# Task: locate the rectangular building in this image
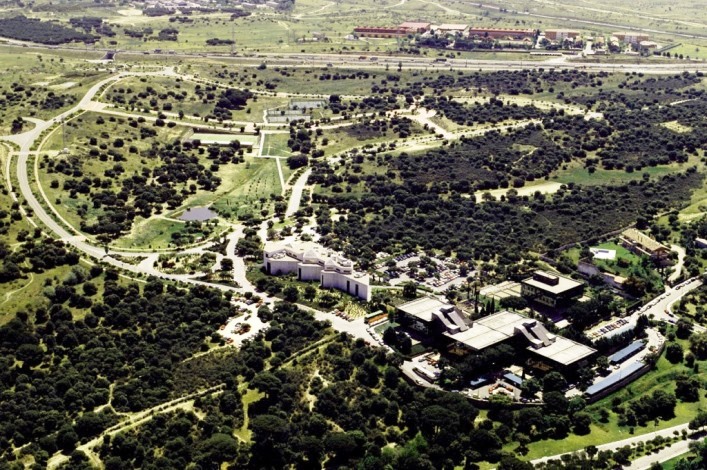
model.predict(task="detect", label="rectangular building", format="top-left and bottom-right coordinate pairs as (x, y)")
top-left (435, 23), bottom-right (469, 36)
top-left (619, 228), bottom-right (670, 261)
top-left (612, 31), bottom-right (650, 44)
top-left (354, 26), bottom-right (407, 38)
top-left (521, 270), bottom-right (584, 308)
top-left (468, 27), bottom-right (535, 40)
top-left (399, 21), bottom-right (431, 33)
top-left (545, 29), bottom-right (581, 41)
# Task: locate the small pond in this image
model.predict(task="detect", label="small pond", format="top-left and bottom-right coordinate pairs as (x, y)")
top-left (180, 207), bottom-right (217, 221)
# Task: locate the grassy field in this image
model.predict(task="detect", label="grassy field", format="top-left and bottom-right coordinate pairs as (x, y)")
top-left (511, 328), bottom-right (707, 462)
top-left (208, 157), bottom-right (283, 218)
top-left (261, 133), bottom-right (292, 157)
top-left (552, 158), bottom-right (698, 187)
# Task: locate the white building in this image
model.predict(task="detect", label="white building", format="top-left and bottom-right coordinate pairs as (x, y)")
top-left (263, 241), bottom-right (371, 301)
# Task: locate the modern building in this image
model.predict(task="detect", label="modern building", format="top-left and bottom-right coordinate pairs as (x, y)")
top-left (612, 32), bottom-right (650, 44)
top-left (435, 23), bottom-right (469, 36)
top-left (396, 297), bottom-right (595, 368)
top-left (445, 310), bottom-right (595, 368)
top-left (619, 228), bottom-right (670, 261)
top-left (520, 270), bottom-right (585, 308)
top-left (399, 21), bottom-right (432, 33)
top-left (353, 26), bottom-right (407, 38)
top-left (468, 27), bottom-right (535, 40)
top-left (396, 296), bottom-right (470, 335)
top-left (263, 241), bottom-right (371, 301)
top-left (544, 29), bottom-right (581, 41)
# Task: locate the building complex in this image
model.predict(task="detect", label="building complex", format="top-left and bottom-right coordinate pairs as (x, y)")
top-left (619, 228), bottom-right (670, 261)
top-left (263, 241), bottom-right (371, 301)
top-left (397, 296), bottom-right (596, 369)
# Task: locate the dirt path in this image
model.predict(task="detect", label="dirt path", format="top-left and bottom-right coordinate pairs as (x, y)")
top-left (473, 181), bottom-right (564, 203)
top-left (1, 272), bottom-right (34, 305)
top-left (47, 385), bottom-right (225, 469)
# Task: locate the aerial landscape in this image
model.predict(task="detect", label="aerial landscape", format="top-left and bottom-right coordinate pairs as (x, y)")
top-left (1, 0), bottom-right (707, 469)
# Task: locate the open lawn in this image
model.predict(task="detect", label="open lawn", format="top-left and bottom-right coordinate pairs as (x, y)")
top-left (233, 388), bottom-right (264, 443)
top-left (208, 157), bottom-right (283, 219)
top-left (261, 133), bottom-right (292, 157)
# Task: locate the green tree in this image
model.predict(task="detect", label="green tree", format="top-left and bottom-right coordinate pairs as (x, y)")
top-left (283, 286), bottom-right (299, 302)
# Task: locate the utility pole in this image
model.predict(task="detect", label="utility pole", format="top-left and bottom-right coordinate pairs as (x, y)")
top-left (61, 117), bottom-right (67, 153)
top-left (231, 24), bottom-right (236, 55)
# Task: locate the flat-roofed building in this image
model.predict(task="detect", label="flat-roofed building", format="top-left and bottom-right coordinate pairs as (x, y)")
top-left (545, 29), bottom-right (580, 41)
top-left (398, 297), bottom-right (595, 367)
top-left (397, 296), bottom-right (470, 334)
top-left (469, 27), bottom-right (535, 40)
top-left (620, 228), bottom-right (670, 261)
top-left (399, 21), bottom-right (431, 33)
top-left (612, 31), bottom-right (649, 44)
top-left (446, 310), bottom-right (595, 367)
top-left (520, 270), bottom-right (584, 308)
top-left (263, 241), bottom-right (370, 301)
top-left (354, 26), bottom-right (407, 38)
top-left (435, 23), bottom-right (469, 36)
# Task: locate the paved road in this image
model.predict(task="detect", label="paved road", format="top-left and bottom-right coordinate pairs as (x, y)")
top-left (669, 244), bottom-right (686, 283)
top-left (628, 433), bottom-right (704, 469)
top-left (2, 38), bottom-right (707, 75)
top-left (285, 168), bottom-right (312, 217)
top-left (531, 423), bottom-right (692, 466)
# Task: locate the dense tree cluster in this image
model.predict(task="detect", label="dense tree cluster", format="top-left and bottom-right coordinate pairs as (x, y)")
top-left (0, 272), bottom-right (236, 464)
top-left (423, 96), bottom-right (548, 125)
top-left (0, 16), bottom-right (97, 44)
top-left (312, 162), bottom-right (701, 268)
top-left (392, 125), bottom-right (568, 189)
top-left (0, 236), bottom-right (79, 283)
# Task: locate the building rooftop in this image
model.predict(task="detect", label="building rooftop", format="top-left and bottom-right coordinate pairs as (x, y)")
top-left (446, 310), bottom-right (596, 365)
top-left (398, 296), bottom-right (450, 323)
top-left (445, 310), bottom-right (530, 350)
top-left (528, 336), bottom-right (596, 366)
top-left (400, 21), bottom-right (431, 29)
top-left (609, 340), bottom-right (645, 364)
top-left (469, 27), bottom-right (534, 33)
top-left (586, 361), bottom-right (644, 396)
top-left (621, 228), bottom-right (668, 252)
top-left (522, 270), bottom-right (583, 295)
top-left (437, 23), bottom-right (468, 30)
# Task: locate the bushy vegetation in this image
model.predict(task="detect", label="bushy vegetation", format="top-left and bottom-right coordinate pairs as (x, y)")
top-left (0, 16), bottom-right (97, 45)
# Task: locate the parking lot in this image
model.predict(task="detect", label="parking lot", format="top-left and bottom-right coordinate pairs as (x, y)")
top-left (380, 252), bottom-right (466, 292)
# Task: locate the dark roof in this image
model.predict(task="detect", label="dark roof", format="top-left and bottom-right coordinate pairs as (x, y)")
top-left (503, 372), bottom-right (523, 387)
top-left (609, 341), bottom-right (645, 364)
top-left (585, 362), bottom-right (644, 396)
